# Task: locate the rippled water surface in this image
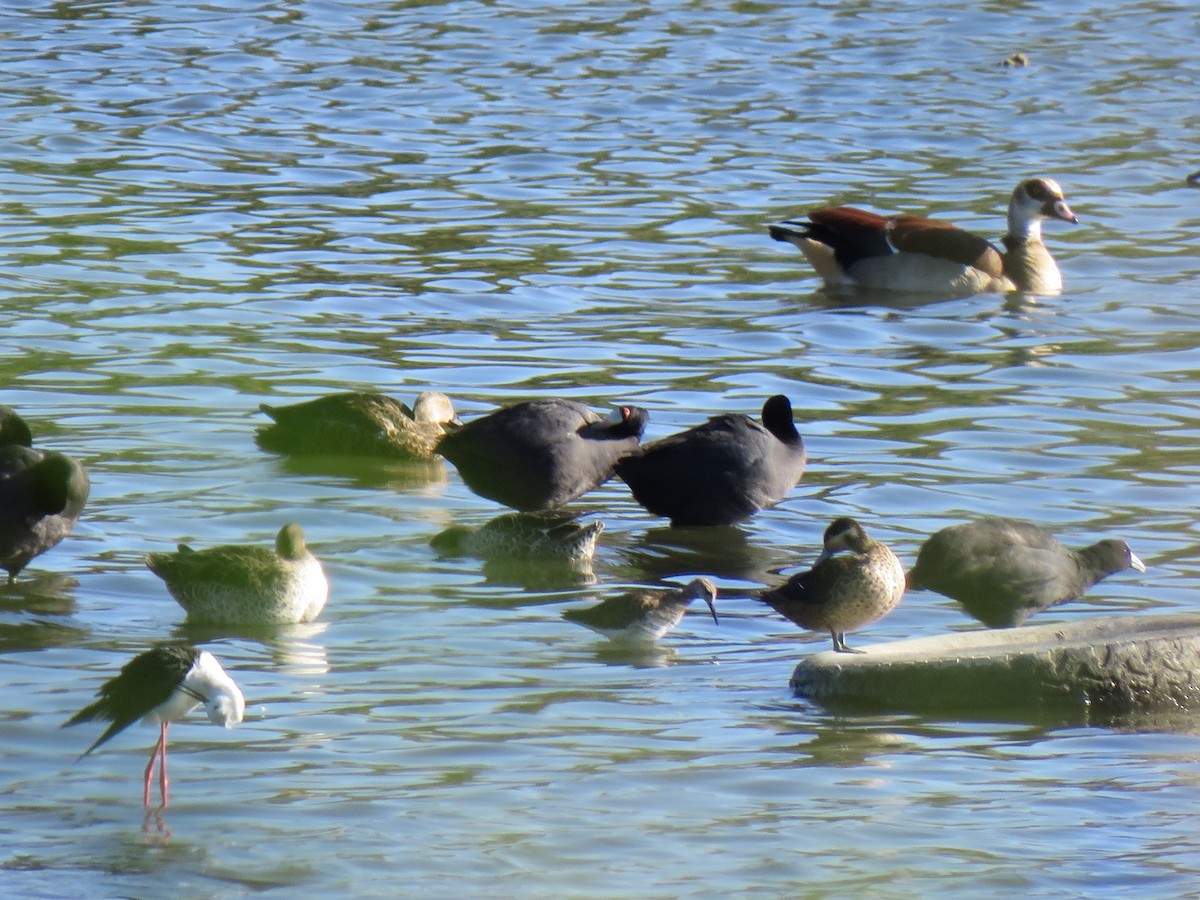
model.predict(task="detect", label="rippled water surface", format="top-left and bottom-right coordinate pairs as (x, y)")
top-left (3, 0), bottom-right (1200, 895)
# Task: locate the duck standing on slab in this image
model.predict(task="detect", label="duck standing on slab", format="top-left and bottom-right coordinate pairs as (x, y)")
top-left (256, 391), bottom-right (460, 460)
top-left (906, 517), bottom-right (1146, 627)
top-left (436, 399), bottom-right (649, 511)
top-left (65, 644), bottom-right (245, 808)
top-left (564, 577), bottom-right (719, 642)
top-left (615, 395), bottom-right (806, 526)
top-left (0, 406), bottom-right (90, 584)
top-left (147, 523), bottom-right (328, 625)
top-left (769, 178), bottom-right (1078, 294)
top-left (759, 517), bottom-right (905, 653)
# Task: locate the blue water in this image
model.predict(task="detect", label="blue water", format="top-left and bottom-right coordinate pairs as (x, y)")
top-left (2, 0), bottom-right (1200, 895)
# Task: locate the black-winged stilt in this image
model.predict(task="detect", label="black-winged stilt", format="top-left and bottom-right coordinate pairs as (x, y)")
top-left (65, 644), bottom-right (245, 807)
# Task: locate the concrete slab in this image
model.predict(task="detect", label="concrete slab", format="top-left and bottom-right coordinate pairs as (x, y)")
top-left (790, 613), bottom-right (1200, 717)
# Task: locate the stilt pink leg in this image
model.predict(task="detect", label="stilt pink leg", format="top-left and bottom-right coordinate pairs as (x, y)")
top-left (159, 723), bottom-right (170, 808)
top-left (143, 723), bottom-right (167, 808)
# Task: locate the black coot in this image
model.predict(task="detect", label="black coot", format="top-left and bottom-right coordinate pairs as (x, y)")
top-left (614, 395), bottom-right (805, 526)
top-left (437, 399), bottom-right (649, 511)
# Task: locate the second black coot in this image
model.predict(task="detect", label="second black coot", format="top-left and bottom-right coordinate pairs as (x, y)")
top-left (436, 399), bottom-right (649, 511)
top-left (614, 395), bottom-right (805, 526)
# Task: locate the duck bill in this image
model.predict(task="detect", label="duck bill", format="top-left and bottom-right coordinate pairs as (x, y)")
top-left (1129, 551), bottom-right (1146, 573)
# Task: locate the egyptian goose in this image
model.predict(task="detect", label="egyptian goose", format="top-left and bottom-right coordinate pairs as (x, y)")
top-left (147, 523), bottom-right (329, 625)
top-left (906, 517), bottom-right (1145, 628)
top-left (0, 405), bottom-right (90, 583)
top-left (758, 518), bottom-right (905, 653)
top-left (66, 644), bottom-right (244, 808)
top-left (614, 395), bottom-right (806, 527)
top-left (769, 178), bottom-right (1078, 294)
top-left (563, 577), bottom-right (718, 642)
top-left (437, 399), bottom-right (649, 511)
top-left (257, 390), bottom-right (460, 460)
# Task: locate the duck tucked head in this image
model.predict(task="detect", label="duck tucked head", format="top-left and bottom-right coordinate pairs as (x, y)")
top-left (815, 516), bottom-right (872, 563)
top-left (275, 523), bottom-right (309, 560)
top-left (412, 391), bottom-right (461, 427)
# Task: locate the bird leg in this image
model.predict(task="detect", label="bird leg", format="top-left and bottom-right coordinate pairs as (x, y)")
top-left (143, 722), bottom-right (168, 808)
top-left (160, 723), bottom-right (170, 808)
top-left (832, 631), bottom-right (865, 654)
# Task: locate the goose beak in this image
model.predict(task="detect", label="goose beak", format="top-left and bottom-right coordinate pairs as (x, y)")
top-left (1128, 551), bottom-right (1146, 573)
top-left (1050, 198), bottom-right (1078, 224)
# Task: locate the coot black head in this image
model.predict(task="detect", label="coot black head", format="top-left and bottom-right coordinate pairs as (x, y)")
top-left (615, 395), bottom-right (805, 527)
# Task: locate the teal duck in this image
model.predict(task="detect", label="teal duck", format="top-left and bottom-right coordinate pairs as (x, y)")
top-left (907, 517), bottom-right (1146, 627)
top-left (431, 512), bottom-right (604, 566)
top-left (147, 523), bottom-right (328, 625)
top-left (0, 405), bottom-right (90, 583)
top-left (564, 577), bottom-right (718, 641)
top-left (257, 391), bottom-right (460, 460)
top-left (759, 517), bottom-right (905, 652)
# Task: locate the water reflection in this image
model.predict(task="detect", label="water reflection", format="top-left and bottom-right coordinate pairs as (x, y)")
top-left (175, 621), bottom-right (330, 676)
top-left (0, 571), bottom-right (79, 616)
top-left (0, 617), bottom-right (88, 653)
top-left (615, 525), bottom-right (782, 584)
top-left (267, 454), bottom-right (448, 492)
top-left (582, 640), bottom-right (678, 669)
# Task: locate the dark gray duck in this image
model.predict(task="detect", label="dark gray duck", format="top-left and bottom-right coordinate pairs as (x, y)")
top-left (614, 395), bottom-right (805, 527)
top-left (906, 517), bottom-right (1146, 627)
top-left (0, 405), bottom-right (90, 583)
top-left (436, 399), bottom-right (649, 511)
top-left (257, 391), bottom-right (460, 460)
top-left (759, 517), bottom-right (904, 653)
top-left (563, 577), bottom-right (718, 641)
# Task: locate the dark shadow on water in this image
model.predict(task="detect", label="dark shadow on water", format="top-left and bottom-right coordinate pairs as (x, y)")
top-left (613, 525), bottom-right (782, 585)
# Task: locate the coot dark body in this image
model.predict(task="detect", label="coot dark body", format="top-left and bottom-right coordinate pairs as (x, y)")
top-left (437, 399), bottom-right (649, 511)
top-left (614, 395), bottom-right (805, 527)
top-left (907, 517), bottom-right (1145, 627)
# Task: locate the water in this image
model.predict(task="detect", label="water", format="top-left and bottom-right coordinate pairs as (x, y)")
top-left (2, 0), bottom-right (1200, 895)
